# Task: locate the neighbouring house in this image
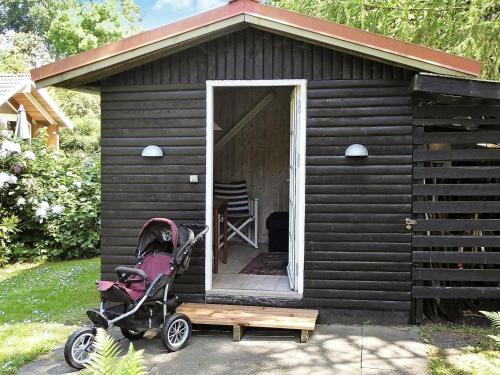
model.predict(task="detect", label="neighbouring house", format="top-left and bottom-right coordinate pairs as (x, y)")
top-left (31, 0), bottom-right (500, 324)
top-left (0, 73), bottom-right (74, 149)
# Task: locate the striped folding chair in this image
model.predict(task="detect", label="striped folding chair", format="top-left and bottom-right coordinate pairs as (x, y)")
top-left (214, 181), bottom-right (259, 248)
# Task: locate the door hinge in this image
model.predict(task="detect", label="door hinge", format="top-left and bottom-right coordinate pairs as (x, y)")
top-left (405, 218), bottom-right (417, 231)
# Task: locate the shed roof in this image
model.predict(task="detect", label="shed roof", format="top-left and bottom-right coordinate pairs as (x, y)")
top-left (0, 74), bottom-right (74, 128)
top-left (411, 73), bottom-right (500, 100)
top-left (31, 0), bottom-right (482, 89)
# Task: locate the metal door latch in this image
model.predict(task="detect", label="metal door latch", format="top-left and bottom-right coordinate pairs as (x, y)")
top-left (405, 218), bottom-right (417, 230)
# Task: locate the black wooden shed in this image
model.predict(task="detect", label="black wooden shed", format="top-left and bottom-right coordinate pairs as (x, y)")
top-left (31, 0), bottom-right (500, 323)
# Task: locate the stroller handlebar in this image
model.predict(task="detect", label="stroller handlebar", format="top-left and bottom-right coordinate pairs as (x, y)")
top-left (180, 223), bottom-right (209, 244)
top-left (181, 223), bottom-right (207, 230)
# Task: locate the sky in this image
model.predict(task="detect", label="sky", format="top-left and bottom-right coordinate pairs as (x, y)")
top-left (136, 0), bottom-right (227, 30)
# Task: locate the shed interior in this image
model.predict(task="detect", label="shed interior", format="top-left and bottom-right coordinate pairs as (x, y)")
top-left (212, 86), bottom-right (293, 294)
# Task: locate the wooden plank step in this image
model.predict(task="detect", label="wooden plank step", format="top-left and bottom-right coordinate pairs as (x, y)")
top-left (177, 303), bottom-right (319, 342)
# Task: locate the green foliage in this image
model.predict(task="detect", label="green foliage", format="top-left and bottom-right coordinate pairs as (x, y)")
top-left (0, 136), bottom-right (100, 263)
top-left (85, 329), bottom-right (147, 375)
top-left (48, 88), bottom-right (101, 120)
top-left (481, 311), bottom-right (500, 329)
top-left (271, 0), bottom-right (500, 80)
top-left (48, 87), bottom-right (101, 153)
top-left (0, 215), bottom-right (19, 264)
top-left (0, 258), bottom-right (100, 374)
top-left (60, 117), bottom-right (101, 154)
top-left (0, 0), bottom-right (65, 37)
top-left (85, 329), bottom-right (123, 375)
top-left (481, 311), bottom-right (500, 344)
top-left (47, 0), bottom-right (141, 58)
top-left (0, 32), bottom-right (51, 73)
top-left (1, 0), bottom-right (141, 60)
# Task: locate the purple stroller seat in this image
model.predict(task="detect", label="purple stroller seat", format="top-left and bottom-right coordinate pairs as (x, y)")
top-left (97, 252), bottom-right (173, 302)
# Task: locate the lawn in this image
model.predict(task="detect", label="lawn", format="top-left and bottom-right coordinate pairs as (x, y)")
top-left (0, 258), bottom-right (100, 375)
top-left (422, 322), bottom-right (500, 375)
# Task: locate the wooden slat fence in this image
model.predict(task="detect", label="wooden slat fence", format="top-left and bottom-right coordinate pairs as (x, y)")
top-left (412, 94), bottom-right (500, 322)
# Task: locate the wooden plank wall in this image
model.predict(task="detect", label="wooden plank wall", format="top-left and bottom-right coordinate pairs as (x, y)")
top-left (100, 27), bottom-right (415, 317)
top-left (100, 83), bottom-right (207, 300)
top-left (214, 86), bottom-right (291, 242)
top-left (103, 28), bottom-right (413, 86)
top-left (305, 80), bottom-right (413, 313)
top-left (412, 94), bottom-right (500, 321)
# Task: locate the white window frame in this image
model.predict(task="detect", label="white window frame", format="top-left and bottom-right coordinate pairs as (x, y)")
top-left (205, 79), bottom-right (307, 297)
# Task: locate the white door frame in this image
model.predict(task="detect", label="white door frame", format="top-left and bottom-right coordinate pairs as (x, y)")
top-left (205, 79), bottom-right (307, 297)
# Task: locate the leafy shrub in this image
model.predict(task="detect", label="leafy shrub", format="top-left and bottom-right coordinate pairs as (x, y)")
top-left (0, 134), bottom-right (100, 264)
top-left (59, 116), bottom-right (101, 154)
top-left (85, 328), bottom-right (147, 375)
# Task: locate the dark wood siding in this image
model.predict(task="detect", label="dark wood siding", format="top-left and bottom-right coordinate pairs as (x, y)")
top-left (103, 28), bottom-right (413, 86)
top-left (100, 83), bottom-right (206, 300)
top-left (305, 80), bottom-right (413, 313)
top-left (411, 93), bottom-right (500, 322)
top-left (100, 27), bottom-right (415, 318)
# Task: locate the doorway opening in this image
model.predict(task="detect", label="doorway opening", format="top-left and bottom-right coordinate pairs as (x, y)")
top-left (205, 80), bottom-right (306, 298)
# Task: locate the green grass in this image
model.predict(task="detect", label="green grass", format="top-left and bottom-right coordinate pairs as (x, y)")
top-left (422, 323), bottom-right (500, 375)
top-left (0, 258), bottom-right (100, 375)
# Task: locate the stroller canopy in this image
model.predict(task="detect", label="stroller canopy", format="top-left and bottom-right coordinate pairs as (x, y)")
top-left (135, 218), bottom-right (178, 259)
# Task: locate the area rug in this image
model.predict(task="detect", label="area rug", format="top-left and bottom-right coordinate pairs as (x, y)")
top-left (239, 252), bottom-right (288, 276)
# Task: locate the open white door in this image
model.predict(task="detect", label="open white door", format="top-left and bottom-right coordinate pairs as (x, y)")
top-left (288, 86), bottom-right (300, 291)
top-left (206, 80), bottom-right (306, 297)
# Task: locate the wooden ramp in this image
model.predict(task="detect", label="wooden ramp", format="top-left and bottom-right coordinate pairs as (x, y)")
top-left (177, 303), bottom-right (319, 343)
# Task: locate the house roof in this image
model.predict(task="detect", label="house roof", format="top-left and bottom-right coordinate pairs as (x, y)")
top-left (0, 74), bottom-right (74, 128)
top-left (31, 0), bottom-right (482, 89)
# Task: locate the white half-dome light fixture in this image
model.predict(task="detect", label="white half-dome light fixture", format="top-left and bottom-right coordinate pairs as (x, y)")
top-left (345, 144), bottom-right (368, 158)
top-left (142, 145), bottom-right (164, 158)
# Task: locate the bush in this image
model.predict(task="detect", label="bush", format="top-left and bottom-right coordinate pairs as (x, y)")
top-left (59, 116), bottom-right (100, 154)
top-left (0, 134), bottom-right (100, 264)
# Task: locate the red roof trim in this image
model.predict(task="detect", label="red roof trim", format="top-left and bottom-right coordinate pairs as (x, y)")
top-left (31, 0), bottom-right (481, 83)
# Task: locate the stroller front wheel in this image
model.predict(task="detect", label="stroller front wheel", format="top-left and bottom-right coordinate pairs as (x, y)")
top-left (64, 327), bottom-right (96, 370)
top-left (161, 313), bottom-right (192, 352)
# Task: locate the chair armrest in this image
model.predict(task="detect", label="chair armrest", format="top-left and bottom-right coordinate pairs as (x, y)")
top-left (115, 266), bottom-right (148, 283)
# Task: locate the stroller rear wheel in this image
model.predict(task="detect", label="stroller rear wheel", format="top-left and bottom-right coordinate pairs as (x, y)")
top-left (120, 328), bottom-right (146, 340)
top-left (161, 313), bottom-right (192, 352)
top-left (64, 327), bottom-right (96, 369)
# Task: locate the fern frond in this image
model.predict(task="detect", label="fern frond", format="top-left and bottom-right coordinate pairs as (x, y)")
top-left (84, 328), bottom-right (122, 375)
top-left (480, 311), bottom-right (500, 330)
top-left (116, 343), bottom-right (148, 375)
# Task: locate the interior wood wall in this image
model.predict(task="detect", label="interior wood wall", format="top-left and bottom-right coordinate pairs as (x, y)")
top-left (214, 86), bottom-right (291, 242)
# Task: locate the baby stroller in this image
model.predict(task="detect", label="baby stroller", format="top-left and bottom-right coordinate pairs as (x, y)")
top-left (64, 218), bottom-right (208, 369)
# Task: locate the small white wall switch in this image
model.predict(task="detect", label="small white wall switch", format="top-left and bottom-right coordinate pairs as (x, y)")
top-left (189, 175), bottom-right (198, 183)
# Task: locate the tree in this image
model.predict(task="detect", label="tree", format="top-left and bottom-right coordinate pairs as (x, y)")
top-left (0, 0), bottom-right (66, 36)
top-left (47, 0), bottom-right (141, 58)
top-left (0, 32), bottom-right (51, 73)
top-left (1, 0), bottom-right (141, 59)
top-left (271, 0), bottom-right (500, 80)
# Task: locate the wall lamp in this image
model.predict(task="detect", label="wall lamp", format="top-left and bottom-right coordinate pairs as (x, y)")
top-left (142, 145), bottom-right (164, 158)
top-left (345, 144), bottom-right (368, 158)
